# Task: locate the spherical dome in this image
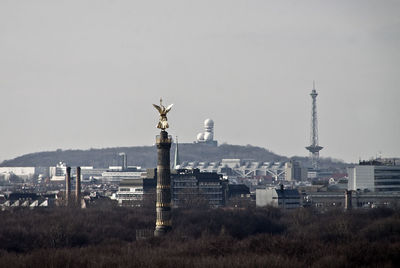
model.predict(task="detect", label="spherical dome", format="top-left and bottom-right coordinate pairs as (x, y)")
top-left (197, 132), bottom-right (205, 141)
top-left (204, 119), bottom-right (214, 128)
top-left (204, 132), bottom-right (213, 141)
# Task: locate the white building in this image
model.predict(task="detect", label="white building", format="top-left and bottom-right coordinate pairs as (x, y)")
top-left (256, 186), bottom-right (301, 209)
top-left (49, 162), bottom-right (67, 181)
top-left (0, 167), bottom-right (35, 181)
top-left (101, 168), bottom-right (143, 183)
top-left (348, 164), bottom-right (400, 192)
top-left (178, 159), bottom-right (287, 181)
top-left (113, 178), bottom-right (146, 206)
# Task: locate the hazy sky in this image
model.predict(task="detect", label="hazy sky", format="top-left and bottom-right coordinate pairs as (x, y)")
top-left (0, 0), bottom-right (399, 163)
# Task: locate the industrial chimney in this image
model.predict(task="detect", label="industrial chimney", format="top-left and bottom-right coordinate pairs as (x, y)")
top-left (345, 190), bottom-right (352, 210)
top-left (65, 166), bottom-right (71, 206)
top-left (76, 167), bottom-right (81, 207)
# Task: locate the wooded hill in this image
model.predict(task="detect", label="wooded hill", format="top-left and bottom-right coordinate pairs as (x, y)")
top-left (0, 143), bottom-right (347, 170)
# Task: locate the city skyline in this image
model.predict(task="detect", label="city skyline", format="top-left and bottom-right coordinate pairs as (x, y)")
top-left (0, 1), bottom-right (399, 163)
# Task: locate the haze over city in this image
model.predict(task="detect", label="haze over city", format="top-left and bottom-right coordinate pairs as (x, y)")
top-left (1, 0), bottom-right (399, 162)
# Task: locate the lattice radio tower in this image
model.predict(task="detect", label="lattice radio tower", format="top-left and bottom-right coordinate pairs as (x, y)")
top-left (305, 81), bottom-right (323, 169)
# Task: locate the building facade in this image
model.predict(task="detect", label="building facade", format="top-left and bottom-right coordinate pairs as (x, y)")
top-left (348, 164), bottom-right (400, 192)
top-left (285, 161), bottom-right (307, 181)
top-left (114, 168), bottom-right (230, 207)
top-left (171, 169), bottom-right (226, 207)
top-left (256, 186), bottom-right (301, 209)
top-left (114, 174), bottom-right (156, 206)
top-left (0, 167), bottom-right (35, 181)
top-left (49, 162), bottom-right (67, 181)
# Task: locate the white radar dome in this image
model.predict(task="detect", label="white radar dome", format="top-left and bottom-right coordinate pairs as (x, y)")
top-left (197, 133), bottom-right (205, 141)
top-left (204, 119), bottom-right (214, 128)
top-left (204, 132), bottom-right (213, 141)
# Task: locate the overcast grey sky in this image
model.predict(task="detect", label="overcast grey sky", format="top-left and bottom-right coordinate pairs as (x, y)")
top-left (0, 0), bottom-right (399, 163)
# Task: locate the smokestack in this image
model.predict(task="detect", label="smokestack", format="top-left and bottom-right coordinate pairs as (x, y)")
top-left (65, 166), bottom-right (71, 206)
top-left (76, 167), bottom-right (81, 207)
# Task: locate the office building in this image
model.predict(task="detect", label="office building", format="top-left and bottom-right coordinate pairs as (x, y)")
top-left (171, 169), bottom-right (226, 207)
top-left (285, 161), bottom-right (307, 181)
top-left (348, 162), bottom-right (400, 192)
top-left (256, 186), bottom-right (301, 209)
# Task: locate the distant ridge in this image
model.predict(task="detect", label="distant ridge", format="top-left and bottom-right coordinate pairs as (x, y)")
top-left (0, 143), bottom-right (347, 169)
top-left (0, 144), bottom-right (283, 168)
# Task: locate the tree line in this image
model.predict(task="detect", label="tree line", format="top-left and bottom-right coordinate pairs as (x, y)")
top-left (0, 203), bottom-right (399, 267)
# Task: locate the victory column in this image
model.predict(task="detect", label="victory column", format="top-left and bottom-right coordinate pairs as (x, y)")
top-left (153, 99), bottom-right (173, 237)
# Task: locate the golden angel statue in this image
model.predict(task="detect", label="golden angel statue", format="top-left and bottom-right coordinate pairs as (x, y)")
top-left (153, 98), bottom-right (173, 130)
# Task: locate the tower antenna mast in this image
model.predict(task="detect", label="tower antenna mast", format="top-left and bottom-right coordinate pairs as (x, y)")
top-left (305, 81), bottom-right (323, 169)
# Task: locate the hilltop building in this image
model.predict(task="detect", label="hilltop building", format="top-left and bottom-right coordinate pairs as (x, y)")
top-left (195, 119), bottom-right (218, 146)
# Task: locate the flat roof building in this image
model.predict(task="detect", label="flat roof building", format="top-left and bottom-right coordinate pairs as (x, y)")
top-left (115, 168), bottom-right (227, 207)
top-left (348, 164), bottom-right (400, 192)
top-left (171, 169), bottom-right (226, 207)
top-left (256, 186), bottom-right (301, 209)
top-left (114, 177), bottom-right (156, 206)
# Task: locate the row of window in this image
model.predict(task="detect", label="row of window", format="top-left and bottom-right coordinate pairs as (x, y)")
top-left (375, 175), bottom-right (400, 180)
top-left (173, 189), bottom-right (221, 193)
top-left (117, 194), bottom-right (143, 199)
top-left (119, 188), bottom-right (143, 192)
top-left (375, 181), bottom-right (400, 186)
top-left (198, 182), bottom-right (220, 186)
top-left (375, 187), bottom-right (400, 192)
top-left (174, 194), bottom-right (222, 199)
top-left (173, 182), bottom-right (197, 187)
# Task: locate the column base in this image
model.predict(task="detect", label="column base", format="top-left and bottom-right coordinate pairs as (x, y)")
top-left (154, 226), bottom-right (172, 237)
